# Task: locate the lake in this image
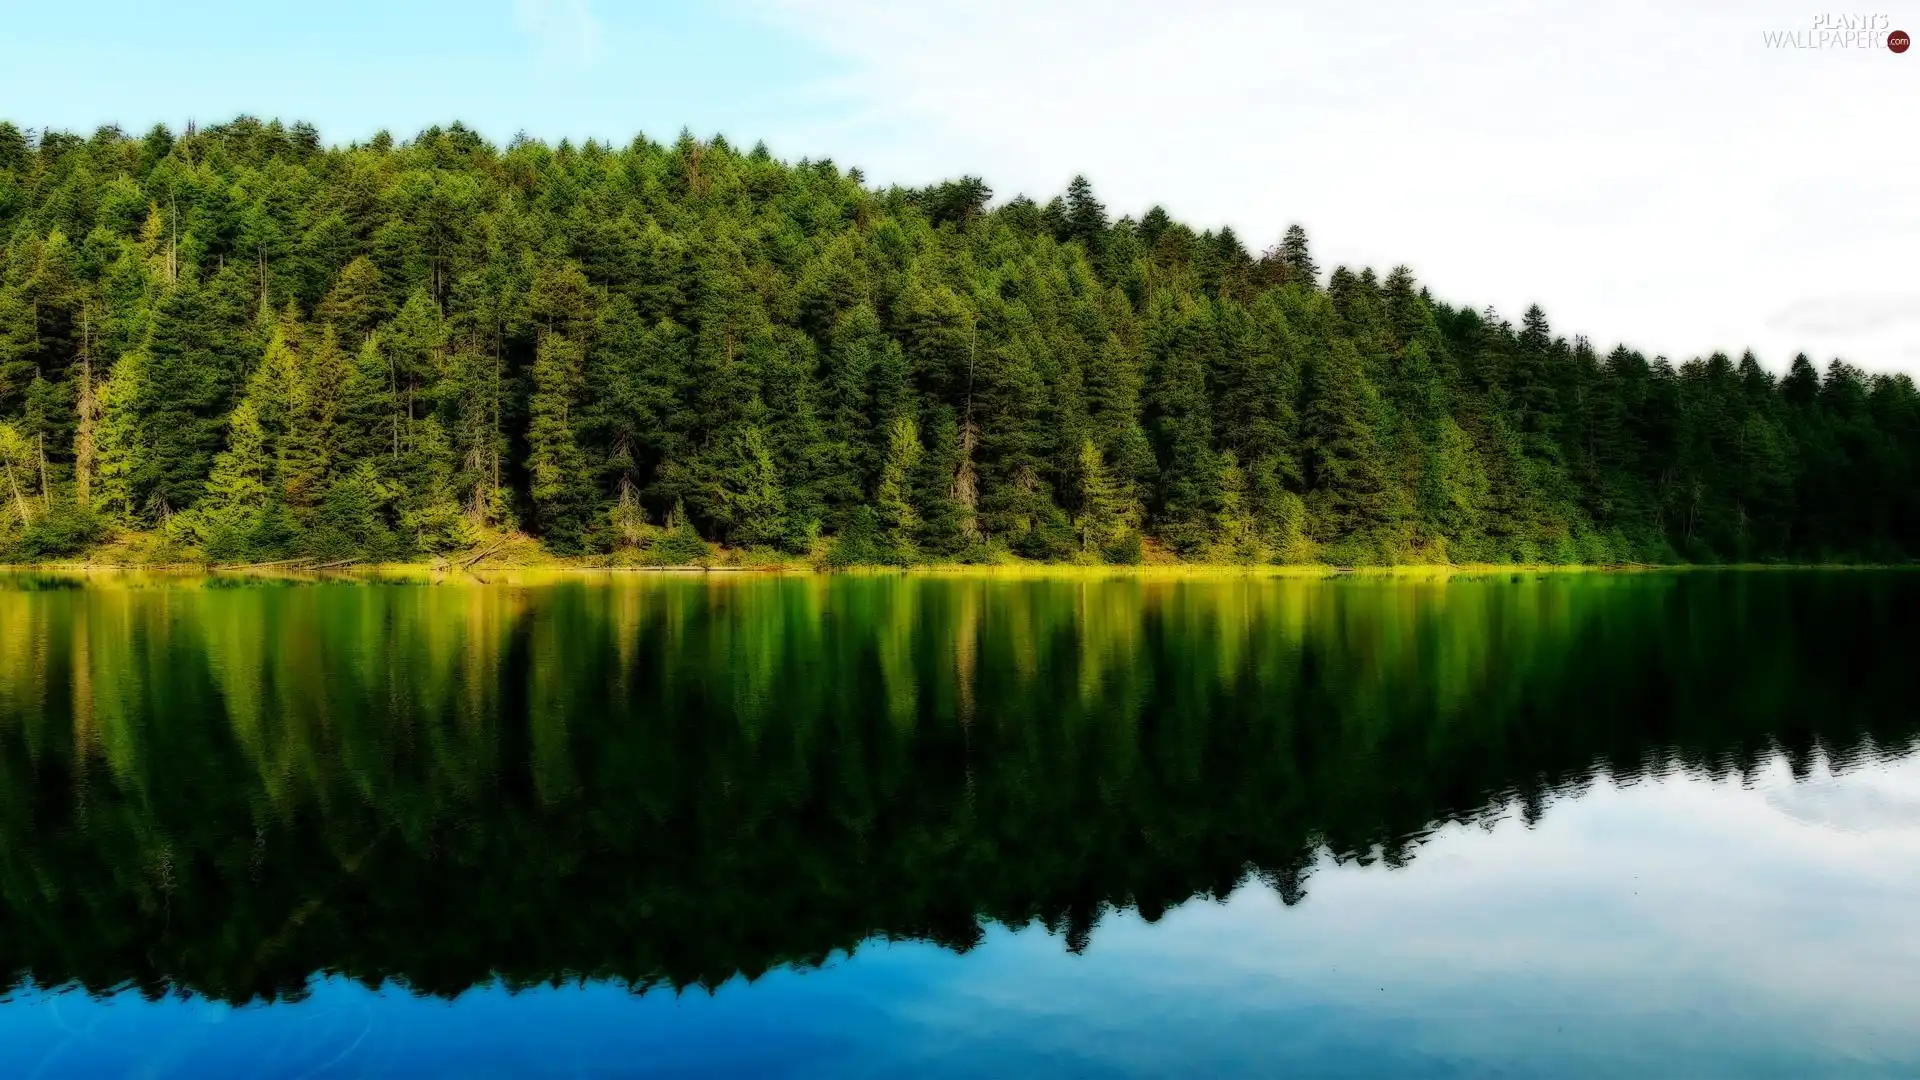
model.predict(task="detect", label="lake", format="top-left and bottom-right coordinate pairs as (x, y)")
top-left (0, 569), bottom-right (1915, 1078)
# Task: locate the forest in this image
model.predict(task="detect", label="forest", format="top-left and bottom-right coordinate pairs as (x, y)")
top-left (1, 116), bottom-right (1916, 566)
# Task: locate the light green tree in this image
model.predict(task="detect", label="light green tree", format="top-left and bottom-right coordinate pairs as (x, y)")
top-left (720, 425), bottom-right (787, 548)
top-left (0, 423), bottom-right (34, 526)
top-left (877, 417), bottom-right (922, 552)
top-left (189, 400), bottom-right (274, 558)
top-left (91, 350), bottom-right (147, 524)
top-left (1074, 438), bottom-right (1125, 556)
top-left (527, 334), bottom-right (590, 548)
top-left (1213, 450), bottom-right (1261, 564)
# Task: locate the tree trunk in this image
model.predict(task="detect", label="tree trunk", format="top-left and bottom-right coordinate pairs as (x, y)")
top-left (37, 434), bottom-right (51, 512)
top-left (5, 461), bottom-right (30, 526)
top-left (75, 312), bottom-right (95, 510)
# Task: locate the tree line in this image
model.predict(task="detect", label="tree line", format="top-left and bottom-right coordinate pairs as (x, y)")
top-left (1, 116), bottom-right (1916, 565)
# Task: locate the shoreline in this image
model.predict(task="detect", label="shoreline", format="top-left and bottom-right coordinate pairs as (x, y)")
top-left (0, 560), bottom-right (1909, 581)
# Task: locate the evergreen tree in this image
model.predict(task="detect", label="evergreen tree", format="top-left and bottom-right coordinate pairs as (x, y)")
top-left (317, 255), bottom-right (392, 341)
top-left (1073, 437), bottom-right (1124, 557)
top-left (1303, 336), bottom-right (1398, 560)
top-left (527, 333), bottom-right (591, 549)
top-left (1144, 296), bottom-right (1219, 554)
top-left (191, 399), bottom-right (275, 558)
top-left (1278, 224), bottom-right (1318, 286)
top-left (277, 324), bottom-right (348, 512)
top-left (130, 280), bottom-right (243, 517)
top-left (1063, 175), bottom-right (1108, 256)
top-left (91, 346), bottom-right (145, 522)
top-left (876, 416), bottom-right (921, 555)
top-left (1212, 450), bottom-right (1259, 563)
top-left (337, 333), bottom-right (399, 466)
top-left (717, 424), bottom-right (787, 549)
top-left (395, 415), bottom-right (471, 552)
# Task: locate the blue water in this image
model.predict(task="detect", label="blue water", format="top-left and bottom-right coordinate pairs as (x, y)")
top-left (7, 755), bottom-right (1916, 1079)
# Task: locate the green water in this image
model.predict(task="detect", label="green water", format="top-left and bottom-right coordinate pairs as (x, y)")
top-left (0, 570), bottom-right (1915, 1077)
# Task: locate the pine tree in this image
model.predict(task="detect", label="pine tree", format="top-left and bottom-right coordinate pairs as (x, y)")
top-left (1425, 415), bottom-right (1488, 557)
top-left (131, 280), bottom-right (243, 518)
top-left (912, 406), bottom-right (972, 557)
top-left (71, 306), bottom-right (98, 511)
top-left (1064, 175), bottom-right (1108, 255)
top-left (1144, 296), bottom-right (1220, 554)
top-left (1074, 437), bottom-right (1124, 556)
top-left (1303, 335), bottom-right (1398, 558)
top-left (309, 461), bottom-right (397, 559)
top-left (1216, 295), bottom-right (1301, 533)
top-left (1279, 224), bottom-right (1318, 286)
top-left (92, 347), bottom-right (144, 522)
top-left (277, 324), bottom-right (348, 512)
top-left (316, 256), bottom-right (391, 342)
top-left (386, 290), bottom-right (446, 422)
top-left (718, 425), bottom-right (787, 549)
top-left (336, 334), bottom-right (399, 466)
top-left (876, 416), bottom-right (921, 554)
top-left (1512, 304), bottom-right (1561, 454)
top-left (973, 331), bottom-right (1051, 543)
top-left (395, 415), bottom-right (472, 552)
top-left (527, 334), bottom-right (592, 550)
top-left (1213, 450), bottom-right (1260, 563)
top-left (193, 399), bottom-right (274, 558)
top-left (0, 286), bottom-right (36, 416)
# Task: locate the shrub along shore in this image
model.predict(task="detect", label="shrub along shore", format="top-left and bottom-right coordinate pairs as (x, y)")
top-left (2, 528), bottom-right (1903, 580)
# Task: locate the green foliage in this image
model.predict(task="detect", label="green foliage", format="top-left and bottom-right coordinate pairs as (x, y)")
top-left (1074, 438), bottom-right (1126, 557)
top-left (0, 118), bottom-right (1913, 565)
top-left (6, 503), bottom-right (106, 559)
top-left (826, 504), bottom-right (888, 568)
top-left (304, 462), bottom-right (399, 560)
top-left (186, 397), bottom-right (282, 561)
top-left (716, 425), bottom-right (788, 550)
top-left (646, 502), bottom-right (712, 566)
top-left (395, 417), bottom-right (473, 553)
top-left (527, 333), bottom-right (593, 552)
top-left (1212, 451), bottom-right (1262, 564)
top-left (876, 417), bottom-right (922, 556)
top-left (1101, 529), bottom-right (1144, 565)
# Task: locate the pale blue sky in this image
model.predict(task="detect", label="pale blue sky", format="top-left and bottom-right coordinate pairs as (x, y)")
top-left (0, 1), bottom-right (841, 152)
top-left (4, 0), bottom-right (1918, 374)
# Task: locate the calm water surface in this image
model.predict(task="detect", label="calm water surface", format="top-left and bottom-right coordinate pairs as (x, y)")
top-left (0, 569), bottom-right (1915, 1078)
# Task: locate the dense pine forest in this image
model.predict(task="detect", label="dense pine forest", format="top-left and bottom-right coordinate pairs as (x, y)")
top-left (0, 117), bottom-right (1915, 565)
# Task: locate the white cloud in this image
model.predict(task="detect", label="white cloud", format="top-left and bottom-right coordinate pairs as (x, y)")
top-left (1771, 295), bottom-right (1920, 338)
top-left (749, 0), bottom-right (1920, 373)
top-left (1767, 768), bottom-right (1920, 832)
top-left (514, 0), bottom-right (607, 70)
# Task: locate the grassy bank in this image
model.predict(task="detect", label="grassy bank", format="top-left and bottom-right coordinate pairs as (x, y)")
top-left (2, 528), bottom-right (1908, 582)
top-left (4, 552), bottom-right (1907, 585)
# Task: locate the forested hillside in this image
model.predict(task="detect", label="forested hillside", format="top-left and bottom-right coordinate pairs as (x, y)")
top-left (1, 117), bottom-right (1915, 565)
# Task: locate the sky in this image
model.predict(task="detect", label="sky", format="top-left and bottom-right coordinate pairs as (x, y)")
top-left (3, 0), bottom-right (1916, 374)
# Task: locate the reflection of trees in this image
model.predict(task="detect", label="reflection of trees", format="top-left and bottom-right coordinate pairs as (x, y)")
top-left (0, 572), bottom-right (1912, 1004)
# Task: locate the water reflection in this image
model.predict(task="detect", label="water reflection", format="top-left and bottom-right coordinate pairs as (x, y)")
top-left (0, 570), bottom-right (1912, 1018)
